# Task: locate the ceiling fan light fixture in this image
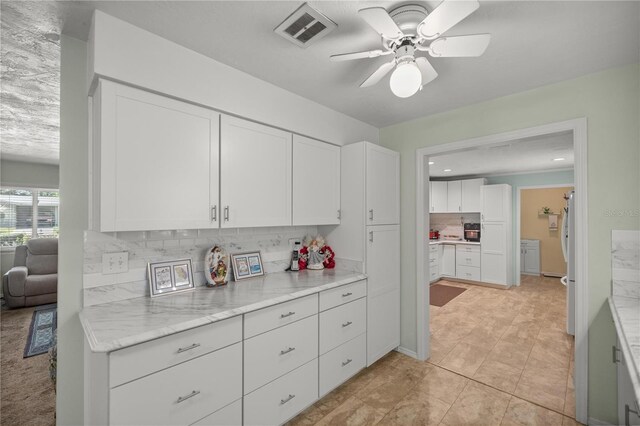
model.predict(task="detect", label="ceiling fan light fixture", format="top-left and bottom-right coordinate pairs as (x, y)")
top-left (389, 61), bottom-right (422, 98)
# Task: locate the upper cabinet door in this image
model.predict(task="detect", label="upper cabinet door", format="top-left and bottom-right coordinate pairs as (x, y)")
top-left (430, 181), bottom-right (448, 213)
top-left (98, 81), bottom-right (219, 232)
top-left (481, 184), bottom-right (510, 222)
top-left (220, 116), bottom-right (292, 228)
top-left (366, 144), bottom-right (399, 225)
top-left (292, 135), bottom-right (340, 226)
top-left (461, 178), bottom-right (485, 212)
top-left (447, 181), bottom-right (462, 212)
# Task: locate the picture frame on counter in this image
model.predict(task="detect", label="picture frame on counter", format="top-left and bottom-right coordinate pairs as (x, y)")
top-left (148, 258), bottom-right (195, 297)
top-left (231, 251), bottom-right (264, 281)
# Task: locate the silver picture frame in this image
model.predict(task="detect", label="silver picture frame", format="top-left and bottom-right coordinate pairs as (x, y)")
top-left (230, 251), bottom-right (264, 281)
top-left (148, 258), bottom-right (195, 297)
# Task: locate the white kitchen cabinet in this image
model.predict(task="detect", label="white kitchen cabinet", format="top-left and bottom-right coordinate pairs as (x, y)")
top-left (293, 135), bottom-right (340, 225)
top-left (220, 115), bottom-right (292, 228)
top-left (447, 181), bottom-right (462, 212)
top-left (481, 184), bottom-right (510, 222)
top-left (440, 244), bottom-right (456, 277)
top-left (429, 245), bottom-right (440, 283)
top-left (430, 181), bottom-right (448, 213)
top-left (480, 184), bottom-right (512, 286)
top-left (461, 178), bottom-right (487, 212)
top-left (615, 339), bottom-right (640, 426)
top-left (192, 400), bottom-right (242, 426)
top-left (319, 333), bottom-right (366, 397)
top-left (366, 144), bottom-right (400, 225)
top-left (92, 80), bottom-right (219, 232)
top-left (521, 239), bottom-right (541, 275)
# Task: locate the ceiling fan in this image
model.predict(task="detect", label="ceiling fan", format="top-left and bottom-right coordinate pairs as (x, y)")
top-left (331, 1), bottom-right (490, 98)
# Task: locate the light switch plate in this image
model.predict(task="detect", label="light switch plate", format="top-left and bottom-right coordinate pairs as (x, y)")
top-left (102, 252), bottom-right (129, 274)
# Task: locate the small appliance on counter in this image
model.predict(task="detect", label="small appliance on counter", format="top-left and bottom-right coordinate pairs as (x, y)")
top-left (429, 230), bottom-right (440, 240)
top-left (463, 223), bottom-right (481, 242)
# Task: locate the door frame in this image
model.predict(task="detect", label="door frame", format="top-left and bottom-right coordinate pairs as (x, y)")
top-left (415, 118), bottom-right (588, 424)
top-left (516, 184), bottom-right (575, 284)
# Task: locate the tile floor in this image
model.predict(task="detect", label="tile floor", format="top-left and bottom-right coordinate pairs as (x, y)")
top-left (289, 275), bottom-right (580, 425)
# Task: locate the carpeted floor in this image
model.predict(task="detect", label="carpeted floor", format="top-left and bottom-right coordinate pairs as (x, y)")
top-left (1, 303), bottom-right (56, 426)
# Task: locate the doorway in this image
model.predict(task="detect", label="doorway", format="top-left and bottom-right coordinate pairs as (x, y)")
top-left (415, 118), bottom-right (588, 424)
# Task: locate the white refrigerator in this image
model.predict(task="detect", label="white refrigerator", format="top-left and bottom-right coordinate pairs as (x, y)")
top-left (561, 191), bottom-right (575, 336)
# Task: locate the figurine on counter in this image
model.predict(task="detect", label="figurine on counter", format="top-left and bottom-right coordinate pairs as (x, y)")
top-left (205, 245), bottom-right (229, 286)
top-left (298, 235), bottom-right (336, 271)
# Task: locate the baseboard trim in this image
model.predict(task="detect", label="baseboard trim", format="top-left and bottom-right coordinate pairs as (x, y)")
top-left (588, 417), bottom-right (614, 425)
top-left (395, 346), bottom-right (418, 359)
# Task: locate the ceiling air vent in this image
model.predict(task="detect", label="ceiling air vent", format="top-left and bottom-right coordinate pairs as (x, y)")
top-left (274, 3), bottom-right (337, 48)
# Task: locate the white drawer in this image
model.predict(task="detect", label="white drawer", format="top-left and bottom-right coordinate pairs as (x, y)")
top-left (429, 244), bottom-right (438, 253)
top-left (244, 359), bottom-right (318, 426)
top-left (429, 255), bottom-right (439, 266)
top-left (456, 250), bottom-right (480, 268)
top-left (429, 251), bottom-right (438, 262)
top-left (244, 294), bottom-right (318, 338)
top-left (319, 280), bottom-right (366, 312)
top-left (456, 265), bottom-right (481, 281)
top-left (456, 244), bottom-right (480, 253)
top-left (319, 333), bottom-right (366, 397)
top-left (110, 315), bottom-right (242, 387)
top-left (429, 268), bottom-right (439, 281)
top-left (110, 342), bottom-right (242, 426)
top-left (244, 315), bottom-right (318, 394)
top-left (319, 297), bottom-right (366, 355)
top-left (191, 399), bottom-right (241, 426)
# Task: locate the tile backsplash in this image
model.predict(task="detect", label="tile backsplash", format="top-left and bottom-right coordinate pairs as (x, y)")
top-left (83, 226), bottom-right (326, 306)
top-left (612, 230), bottom-right (640, 299)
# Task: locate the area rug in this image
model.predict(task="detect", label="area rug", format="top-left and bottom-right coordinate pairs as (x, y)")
top-left (430, 284), bottom-right (466, 307)
top-left (23, 304), bottom-right (57, 358)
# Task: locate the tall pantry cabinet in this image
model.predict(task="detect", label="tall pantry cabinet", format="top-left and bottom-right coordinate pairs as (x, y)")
top-left (480, 184), bottom-right (513, 286)
top-left (321, 142), bottom-right (400, 366)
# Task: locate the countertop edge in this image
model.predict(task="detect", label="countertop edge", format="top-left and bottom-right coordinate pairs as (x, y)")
top-left (609, 296), bottom-right (640, 406)
top-left (428, 240), bottom-right (481, 246)
top-left (81, 273), bottom-right (367, 353)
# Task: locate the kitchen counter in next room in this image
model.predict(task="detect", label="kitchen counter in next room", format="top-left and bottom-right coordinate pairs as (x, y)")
top-left (80, 269), bottom-right (367, 352)
top-left (429, 239), bottom-right (481, 246)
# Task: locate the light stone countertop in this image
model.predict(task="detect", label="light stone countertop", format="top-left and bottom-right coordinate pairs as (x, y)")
top-left (609, 296), bottom-right (640, 405)
top-left (80, 269), bottom-right (367, 353)
top-left (428, 239), bottom-right (481, 246)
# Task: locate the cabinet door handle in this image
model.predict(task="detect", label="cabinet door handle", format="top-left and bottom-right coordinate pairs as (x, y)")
top-left (369, 231), bottom-right (374, 242)
top-left (481, 214), bottom-right (484, 220)
top-left (337, 209), bottom-right (341, 219)
top-left (626, 403), bottom-right (640, 426)
top-left (342, 292), bottom-right (353, 297)
top-left (369, 209), bottom-right (374, 221)
top-left (280, 394), bottom-right (296, 405)
top-left (342, 358), bottom-right (353, 367)
top-left (280, 311), bottom-right (296, 319)
top-left (211, 206), bottom-right (217, 222)
top-left (224, 206), bottom-right (230, 221)
top-left (613, 345), bottom-right (621, 363)
top-left (176, 390), bottom-right (200, 404)
top-left (280, 347), bottom-right (296, 355)
top-left (342, 321), bottom-right (353, 328)
top-left (176, 343), bottom-right (201, 354)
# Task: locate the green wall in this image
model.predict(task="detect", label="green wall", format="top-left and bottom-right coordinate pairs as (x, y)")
top-left (379, 64), bottom-right (640, 422)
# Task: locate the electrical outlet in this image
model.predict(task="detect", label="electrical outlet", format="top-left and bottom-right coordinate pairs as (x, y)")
top-left (102, 252), bottom-right (129, 274)
top-left (288, 238), bottom-right (300, 247)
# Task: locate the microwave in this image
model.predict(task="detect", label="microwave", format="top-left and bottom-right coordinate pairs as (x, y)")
top-left (464, 223), bottom-right (481, 242)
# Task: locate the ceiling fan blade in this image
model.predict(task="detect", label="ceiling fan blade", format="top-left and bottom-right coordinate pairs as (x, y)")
top-left (360, 61), bottom-right (396, 88)
top-left (358, 7), bottom-right (404, 40)
top-left (330, 49), bottom-right (391, 62)
top-left (418, 0), bottom-right (480, 39)
top-left (429, 34), bottom-right (491, 57)
top-left (415, 57), bottom-right (438, 87)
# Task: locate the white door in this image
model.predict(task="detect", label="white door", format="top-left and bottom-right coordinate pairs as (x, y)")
top-left (366, 144), bottom-right (399, 225)
top-left (447, 181), bottom-right (462, 212)
top-left (292, 135), bottom-right (340, 225)
top-left (366, 225), bottom-right (400, 365)
top-left (481, 222), bottom-right (508, 285)
top-left (523, 246), bottom-right (540, 275)
top-left (431, 181), bottom-right (448, 213)
top-left (461, 179), bottom-right (484, 212)
top-left (440, 244), bottom-right (456, 277)
top-left (220, 115), bottom-right (292, 228)
top-left (481, 185), bottom-right (509, 222)
top-left (99, 81), bottom-right (219, 232)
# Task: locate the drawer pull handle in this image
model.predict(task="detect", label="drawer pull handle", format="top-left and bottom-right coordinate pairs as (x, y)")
top-left (342, 321), bottom-right (353, 328)
top-left (613, 345), bottom-right (621, 363)
top-left (280, 394), bottom-right (296, 405)
top-left (280, 347), bottom-right (296, 355)
top-left (176, 343), bottom-right (201, 354)
top-left (342, 292), bottom-right (353, 297)
top-left (342, 358), bottom-right (353, 367)
top-left (280, 311), bottom-right (296, 319)
top-left (626, 403), bottom-right (640, 426)
top-left (176, 390), bottom-right (200, 404)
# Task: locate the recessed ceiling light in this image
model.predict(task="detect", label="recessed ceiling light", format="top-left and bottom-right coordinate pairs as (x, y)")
top-left (553, 157), bottom-right (566, 161)
top-left (443, 169), bottom-right (452, 172)
top-left (428, 161), bottom-right (434, 165)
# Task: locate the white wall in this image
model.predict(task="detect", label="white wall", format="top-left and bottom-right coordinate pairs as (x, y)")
top-left (57, 34), bottom-right (87, 425)
top-left (89, 11), bottom-right (378, 146)
top-left (0, 159), bottom-right (59, 189)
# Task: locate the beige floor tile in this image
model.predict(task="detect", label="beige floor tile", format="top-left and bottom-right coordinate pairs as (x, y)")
top-left (440, 342), bottom-right (491, 376)
top-left (428, 335), bottom-right (459, 364)
top-left (487, 340), bottom-right (532, 370)
top-left (514, 367), bottom-right (567, 413)
top-left (285, 404), bottom-right (327, 426)
top-left (500, 397), bottom-right (564, 425)
top-left (315, 396), bottom-right (387, 426)
top-left (378, 393), bottom-right (451, 426)
top-left (415, 365), bottom-right (469, 405)
top-left (440, 381), bottom-right (511, 426)
top-left (473, 358), bottom-right (524, 393)
top-left (357, 368), bottom-right (420, 411)
top-left (561, 415), bottom-right (584, 426)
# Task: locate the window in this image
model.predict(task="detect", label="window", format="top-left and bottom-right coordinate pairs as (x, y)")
top-left (0, 188), bottom-right (59, 248)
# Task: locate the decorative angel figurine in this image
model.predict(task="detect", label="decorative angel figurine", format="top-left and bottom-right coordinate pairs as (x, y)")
top-left (205, 245), bottom-right (229, 286)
